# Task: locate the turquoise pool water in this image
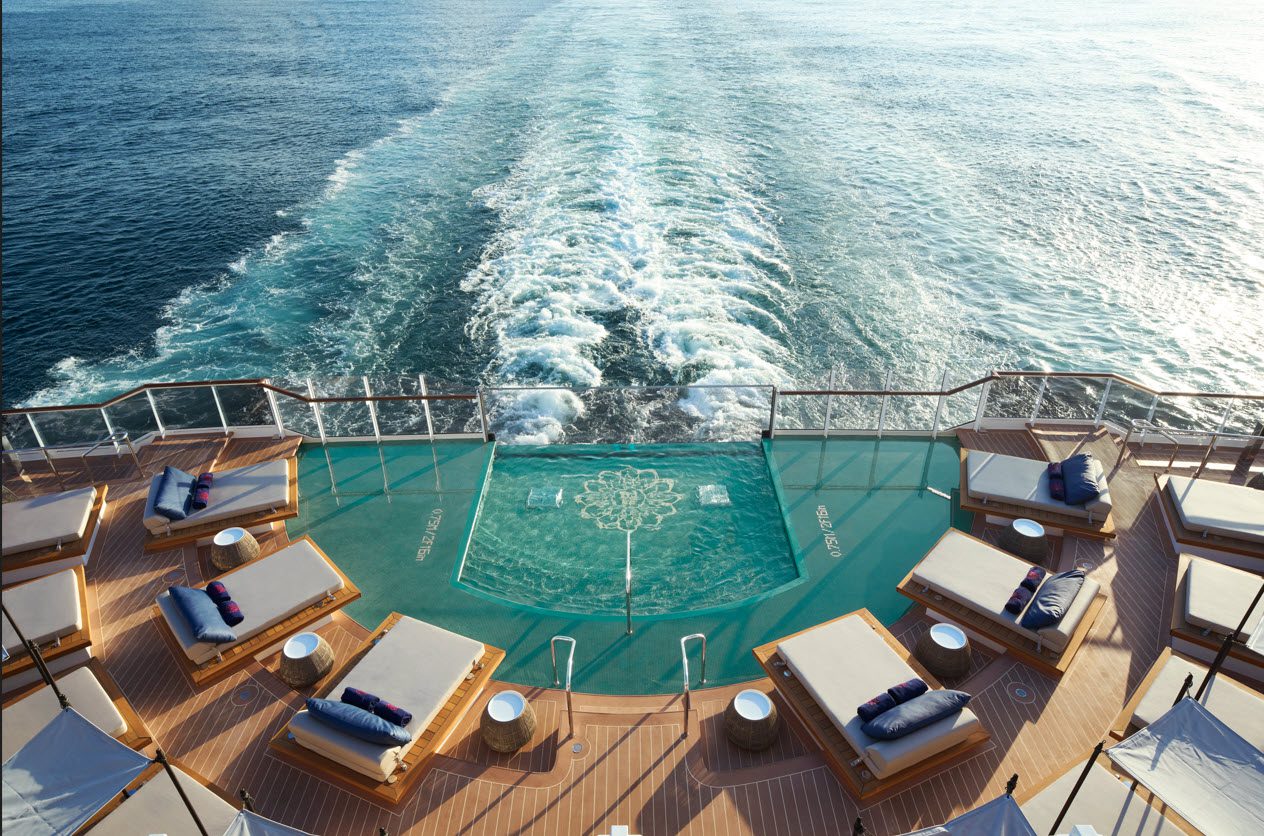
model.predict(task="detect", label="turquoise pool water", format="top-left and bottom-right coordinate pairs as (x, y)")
top-left (287, 436), bottom-right (968, 694)
top-left (460, 444), bottom-right (797, 617)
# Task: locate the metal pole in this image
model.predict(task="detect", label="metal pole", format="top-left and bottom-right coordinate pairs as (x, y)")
top-left (679, 633), bottom-right (706, 738)
top-left (155, 748), bottom-right (210, 836)
top-left (767, 386), bottom-right (779, 439)
top-left (145, 390), bottom-right (167, 438)
top-left (238, 788), bottom-right (256, 812)
top-left (876, 370), bottom-right (893, 438)
top-left (264, 384), bottom-right (285, 439)
top-left (1212, 400), bottom-right (1233, 451)
top-left (418, 374), bottom-right (435, 442)
top-left (625, 530), bottom-right (633, 636)
top-left (363, 377), bottom-right (382, 443)
top-left (1, 601), bottom-right (67, 703)
top-left (210, 385), bottom-right (229, 435)
top-left (550, 636), bottom-right (576, 739)
top-left (1145, 393), bottom-right (1160, 424)
top-left (1030, 376), bottom-right (1048, 422)
top-left (1094, 379), bottom-right (1113, 427)
top-left (931, 368), bottom-right (949, 439)
top-left (306, 379), bottom-right (328, 444)
top-left (852, 816), bottom-right (865, 835)
top-left (1049, 741), bottom-right (1104, 836)
top-left (1195, 582), bottom-right (1264, 700)
top-left (1195, 433), bottom-right (1218, 478)
top-left (41, 446), bottom-right (67, 490)
top-left (100, 407), bottom-right (116, 439)
top-left (26, 412), bottom-right (47, 448)
top-left (1118, 421), bottom-right (1137, 467)
top-left (1173, 673), bottom-right (1194, 706)
top-left (1005, 773), bottom-right (1019, 796)
top-left (477, 389), bottom-right (491, 441)
top-left (823, 367), bottom-right (836, 437)
top-left (973, 379), bottom-right (991, 432)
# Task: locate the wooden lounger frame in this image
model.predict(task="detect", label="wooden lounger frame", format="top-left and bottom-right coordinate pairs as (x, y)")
top-left (2, 657), bottom-right (154, 751)
top-left (143, 457), bottom-right (299, 552)
top-left (753, 608), bottom-right (990, 802)
top-left (958, 448), bottom-right (1116, 540)
top-left (153, 536), bottom-right (360, 688)
top-left (896, 529), bottom-right (1107, 676)
top-left (1153, 473), bottom-right (1264, 565)
top-left (72, 758), bottom-right (238, 835)
top-left (1, 485), bottom-right (108, 580)
top-left (2, 565), bottom-right (94, 685)
top-left (269, 611), bottom-right (506, 807)
top-left (1168, 553), bottom-right (1263, 685)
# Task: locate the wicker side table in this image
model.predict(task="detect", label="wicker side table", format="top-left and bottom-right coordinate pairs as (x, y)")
top-left (211, 527), bottom-right (261, 573)
top-left (998, 518), bottom-right (1048, 563)
top-left (915, 623), bottom-right (972, 680)
top-left (724, 689), bottom-right (779, 751)
top-left (278, 632), bottom-right (335, 689)
top-left (481, 690), bottom-right (536, 753)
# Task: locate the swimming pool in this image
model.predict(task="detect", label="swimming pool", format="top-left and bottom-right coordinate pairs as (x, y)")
top-left (287, 436), bottom-right (968, 694)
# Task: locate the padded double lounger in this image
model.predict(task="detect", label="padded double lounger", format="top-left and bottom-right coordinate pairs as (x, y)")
top-left (1166, 475), bottom-right (1264, 545)
top-left (1020, 762), bottom-right (1187, 836)
top-left (288, 616), bottom-right (485, 782)
top-left (1, 667), bottom-right (127, 761)
top-left (1, 568), bottom-right (84, 656)
top-left (143, 459), bottom-right (290, 535)
top-left (965, 450), bottom-right (1112, 521)
top-left (89, 766), bottom-right (238, 836)
top-left (156, 539), bottom-right (344, 665)
top-left (1, 487), bottom-right (97, 556)
top-left (1183, 557), bottom-right (1264, 643)
top-left (909, 530), bottom-right (1101, 653)
top-left (776, 613), bottom-right (982, 779)
top-left (1127, 653), bottom-right (1264, 749)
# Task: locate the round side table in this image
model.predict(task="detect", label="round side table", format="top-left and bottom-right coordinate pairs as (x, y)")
top-left (999, 518), bottom-right (1047, 562)
top-left (724, 688), bottom-right (779, 751)
top-left (278, 632), bottom-right (334, 688)
top-left (211, 527), bottom-right (261, 573)
top-left (916, 623), bottom-right (972, 680)
top-left (481, 690), bottom-right (536, 753)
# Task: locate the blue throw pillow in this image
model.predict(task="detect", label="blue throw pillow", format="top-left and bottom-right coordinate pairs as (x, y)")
top-left (306, 698), bottom-right (412, 746)
top-left (154, 466), bottom-right (196, 521)
top-left (1020, 569), bottom-right (1086, 630)
top-left (168, 585), bottom-right (236, 643)
top-left (1060, 453), bottom-right (1101, 506)
top-left (861, 690), bottom-right (971, 740)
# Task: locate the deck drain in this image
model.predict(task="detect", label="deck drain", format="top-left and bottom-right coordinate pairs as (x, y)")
top-left (1008, 683), bottom-right (1036, 704)
top-left (230, 685), bottom-right (259, 707)
top-left (572, 743), bottom-right (583, 754)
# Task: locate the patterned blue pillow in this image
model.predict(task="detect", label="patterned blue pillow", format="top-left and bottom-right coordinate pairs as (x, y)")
top-left (861, 690), bottom-right (971, 740)
top-left (168, 585), bottom-right (236, 643)
top-left (306, 698), bottom-right (411, 746)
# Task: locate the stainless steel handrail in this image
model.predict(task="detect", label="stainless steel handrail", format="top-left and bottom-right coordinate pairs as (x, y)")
top-left (550, 636), bottom-right (577, 739)
top-left (79, 430), bottom-right (146, 476)
top-left (1119, 419), bottom-right (1264, 475)
top-left (624, 531), bottom-right (633, 636)
top-left (679, 633), bottom-right (706, 738)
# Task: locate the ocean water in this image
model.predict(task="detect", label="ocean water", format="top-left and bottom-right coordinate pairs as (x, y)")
top-left (3, 0), bottom-right (1262, 439)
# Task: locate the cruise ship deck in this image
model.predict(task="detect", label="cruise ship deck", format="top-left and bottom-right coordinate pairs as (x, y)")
top-left (4, 409), bottom-right (1260, 834)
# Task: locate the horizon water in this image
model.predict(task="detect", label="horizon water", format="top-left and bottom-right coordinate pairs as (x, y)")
top-left (3, 0), bottom-right (1262, 442)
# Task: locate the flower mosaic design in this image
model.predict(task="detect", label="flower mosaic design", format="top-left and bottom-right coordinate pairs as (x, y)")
top-left (574, 466), bottom-right (683, 532)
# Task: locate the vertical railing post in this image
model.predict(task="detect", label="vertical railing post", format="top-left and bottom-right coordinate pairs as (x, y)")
top-left (931, 368), bottom-right (949, 439)
top-left (624, 531), bottom-right (633, 636)
top-left (823, 367), bottom-right (837, 437)
top-left (1094, 379), bottom-right (1113, 428)
top-left (1211, 400), bottom-right (1233, 452)
top-left (550, 636), bottom-right (577, 739)
top-left (973, 378), bottom-right (992, 432)
top-left (145, 390), bottom-right (167, 439)
top-left (99, 407), bottom-right (116, 440)
top-left (1030, 375), bottom-right (1048, 423)
top-left (210, 385), bottom-right (230, 435)
top-left (263, 384), bottom-right (285, 438)
top-left (306, 379), bottom-right (328, 445)
top-left (477, 389), bottom-right (491, 441)
top-left (363, 377), bottom-right (382, 443)
top-left (679, 633), bottom-right (706, 738)
top-left (1145, 393), bottom-right (1160, 424)
top-left (767, 386), bottom-right (779, 438)
top-left (876, 370), bottom-right (893, 438)
top-left (25, 413), bottom-right (47, 449)
top-left (418, 374), bottom-right (435, 442)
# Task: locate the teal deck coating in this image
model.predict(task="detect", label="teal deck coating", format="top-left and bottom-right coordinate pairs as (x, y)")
top-left (287, 436), bottom-right (969, 695)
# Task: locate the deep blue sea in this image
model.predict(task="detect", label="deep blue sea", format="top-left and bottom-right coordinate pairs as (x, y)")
top-left (3, 0), bottom-right (1262, 438)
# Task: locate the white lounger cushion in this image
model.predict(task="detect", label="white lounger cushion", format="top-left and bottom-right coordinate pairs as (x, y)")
top-left (777, 614), bottom-right (981, 779)
top-left (2, 568), bottom-right (83, 655)
top-left (1131, 654), bottom-right (1264, 749)
top-left (2, 487), bottom-right (97, 556)
top-left (1, 666), bottom-right (127, 760)
top-left (143, 459), bottom-right (290, 534)
top-left (1166, 475), bottom-right (1264, 545)
top-left (1020, 761), bottom-right (1186, 835)
top-left (911, 530), bottom-right (1100, 652)
top-left (289, 616), bottom-right (485, 782)
top-left (966, 450), bottom-right (1112, 520)
top-left (89, 766), bottom-right (239, 836)
top-left (1183, 557), bottom-right (1264, 642)
top-left (156, 539), bottom-right (343, 665)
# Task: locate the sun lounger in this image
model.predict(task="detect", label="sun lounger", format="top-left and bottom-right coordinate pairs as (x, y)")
top-left (85, 763), bottom-right (239, 836)
top-left (2, 486), bottom-right (107, 584)
top-left (1156, 474), bottom-right (1264, 568)
top-left (2, 566), bottom-right (93, 693)
top-left (2, 665), bottom-right (124, 761)
top-left (143, 457), bottom-right (297, 550)
top-left (960, 449), bottom-right (1115, 538)
top-left (753, 609), bottom-right (988, 801)
top-left (271, 612), bottom-right (504, 806)
top-left (1019, 758), bottom-right (1188, 835)
top-left (153, 537), bottom-right (359, 687)
top-left (897, 529), bottom-right (1105, 674)
top-left (1169, 553), bottom-right (1264, 685)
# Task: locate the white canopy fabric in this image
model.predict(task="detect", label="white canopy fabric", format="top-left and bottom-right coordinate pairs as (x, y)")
top-left (1107, 698), bottom-right (1264, 836)
top-left (222, 809), bottom-right (316, 835)
top-left (900, 795), bottom-right (1037, 836)
top-left (2, 708), bottom-right (150, 836)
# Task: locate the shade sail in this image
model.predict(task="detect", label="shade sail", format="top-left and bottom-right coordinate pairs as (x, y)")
top-left (222, 809), bottom-right (316, 836)
top-left (900, 795), bottom-right (1037, 836)
top-left (2, 708), bottom-right (150, 836)
top-left (1107, 697), bottom-right (1264, 836)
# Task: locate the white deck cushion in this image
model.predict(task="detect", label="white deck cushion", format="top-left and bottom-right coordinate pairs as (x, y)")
top-left (1131, 654), bottom-right (1264, 749)
top-left (88, 766), bottom-right (239, 836)
top-left (1183, 557), bottom-right (1264, 642)
top-left (143, 459), bottom-right (290, 534)
top-left (2, 568), bottom-right (83, 655)
top-left (289, 616), bottom-right (485, 781)
top-left (1166, 475), bottom-right (1264, 545)
top-left (776, 613), bottom-right (981, 779)
top-left (2, 487), bottom-right (96, 556)
top-left (965, 450), bottom-right (1112, 520)
top-left (156, 539), bottom-right (344, 664)
top-left (1, 667), bottom-right (127, 760)
top-left (1020, 761), bottom-right (1187, 835)
top-left (910, 530), bottom-right (1100, 652)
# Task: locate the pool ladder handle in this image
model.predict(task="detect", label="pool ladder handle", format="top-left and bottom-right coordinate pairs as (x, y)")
top-left (551, 635), bottom-right (577, 739)
top-left (679, 633), bottom-right (706, 739)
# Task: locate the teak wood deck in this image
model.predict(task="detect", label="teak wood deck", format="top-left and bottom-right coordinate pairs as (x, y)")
top-left (1, 426), bottom-right (1251, 834)
top-left (1153, 472), bottom-right (1264, 564)
top-left (752, 609), bottom-right (991, 802)
top-left (1, 484), bottom-right (108, 579)
top-left (1, 564), bottom-right (94, 685)
top-left (269, 612), bottom-right (506, 806)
